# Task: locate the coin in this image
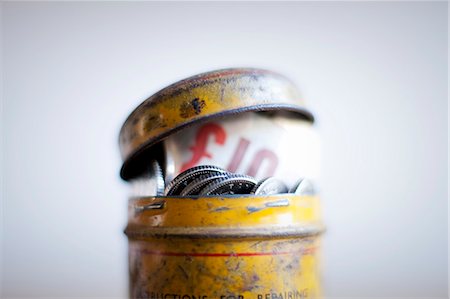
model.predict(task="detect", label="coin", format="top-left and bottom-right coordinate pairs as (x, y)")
top-left (199, 174), bottom-right (257, 196)
top-left (164, 165), bottom-right (227, 196)
top-left (289, 179), bottom-right (315, 195)
top-left (179, 173), bottom-right (230, 196)
top-left (130, 160), bottom-right (165, 196)
top-left (152, 160), bottom-right (165, 196)
top-left (252, 177), bottom-right (288, 195)
top-left (163, 141), bottom-right (176, 185)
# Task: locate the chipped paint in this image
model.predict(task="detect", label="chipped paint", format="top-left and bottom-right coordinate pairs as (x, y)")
top-left (211, 206), bottom-right (231, 212)
top-left (247, 199), bottom-right (290, 213)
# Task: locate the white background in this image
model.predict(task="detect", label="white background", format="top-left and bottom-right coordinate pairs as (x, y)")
top-left (1, 2), bottom-right (448, 298)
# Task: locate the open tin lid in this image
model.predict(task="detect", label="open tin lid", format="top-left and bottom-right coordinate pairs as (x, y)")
top-left (119, 68), bottom-right (314, 180)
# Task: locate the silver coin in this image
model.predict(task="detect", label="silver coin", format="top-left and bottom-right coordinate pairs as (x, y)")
top-left (152, 160), bottom-right (165, 196)
top-left (199, 174), bottom-right (257, 196)
top-left (179, 173), bottom-right (229, 196)
top-left (252, 177), bottom-right (288, 195)
top-left (130, 160), bottom-right (165, 196)
top-left (289, 179), bottom-right (315, 195)
top-left (162, 141), bottom-right (176, 185)
top-left (164, 165), bottom-right (227, 196)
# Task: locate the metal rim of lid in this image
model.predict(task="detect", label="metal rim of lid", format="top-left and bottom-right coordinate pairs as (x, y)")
top-left (119, 68), bottom-right (315, 181)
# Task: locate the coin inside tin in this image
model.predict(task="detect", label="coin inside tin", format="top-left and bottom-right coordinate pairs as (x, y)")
top-left (164, 165), bottom-right (228, 196)
top-left (199, 174), bottom-right (257, 196)
top-left (179, 173), bottom-right (230, 196)
top-left (130, 160), bottom-right (165, 196)
top-left (252, 177), bottom-right (288, 195)
top-left (289, 178), bottom-right (315, 195)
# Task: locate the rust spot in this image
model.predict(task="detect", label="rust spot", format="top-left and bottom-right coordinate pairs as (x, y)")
top-left (180, 98), bottom-right (206, 118)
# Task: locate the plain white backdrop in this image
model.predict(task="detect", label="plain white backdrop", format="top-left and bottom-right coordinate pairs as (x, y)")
top-left (1, 2), bottom-right (448, 298)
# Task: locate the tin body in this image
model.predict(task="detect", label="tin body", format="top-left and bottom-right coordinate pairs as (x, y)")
top-left (126, 195), bottom-right (323, 299)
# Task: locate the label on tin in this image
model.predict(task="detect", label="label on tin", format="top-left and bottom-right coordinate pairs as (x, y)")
top-left (164, 113), bottom-right (320, 187)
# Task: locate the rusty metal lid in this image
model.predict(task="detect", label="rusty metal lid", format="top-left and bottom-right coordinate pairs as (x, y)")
top-left (119, 68), bottom-right (314, 180)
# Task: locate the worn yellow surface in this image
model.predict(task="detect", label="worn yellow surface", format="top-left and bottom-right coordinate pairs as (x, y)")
top-left (129, 237), bottom-right (320, 299)
top-left (127, 194), bottom-right (321, 231)
top-left (126, 195), bottom-right (323, 299)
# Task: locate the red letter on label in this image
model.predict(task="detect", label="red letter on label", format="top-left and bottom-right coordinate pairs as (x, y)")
top-left (246, 149), bottom-right (278, 178)
top-left (181, 123), bottom-right (226, 172)
top-left (227, 138), bottom-right (250, 173)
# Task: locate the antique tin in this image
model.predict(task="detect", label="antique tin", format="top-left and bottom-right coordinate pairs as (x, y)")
top-left (120, 68), bottom-right (323, 299)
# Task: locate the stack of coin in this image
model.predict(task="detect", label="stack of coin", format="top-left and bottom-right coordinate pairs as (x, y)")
top-left (131, 162), bottom-right (315, 197)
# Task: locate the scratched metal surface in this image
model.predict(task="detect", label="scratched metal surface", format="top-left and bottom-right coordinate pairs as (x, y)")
top-left (129, 238), bottom-right (319, 299)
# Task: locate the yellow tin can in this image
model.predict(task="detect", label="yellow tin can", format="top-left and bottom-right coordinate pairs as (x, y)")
top-left (126, 194), bottom-right (324, 299)
top-left (120, 68), bottom-right (323, 299)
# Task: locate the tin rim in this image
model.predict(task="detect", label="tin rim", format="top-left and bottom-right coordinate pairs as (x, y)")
top-left (126, 194), bottom-right (324, 238)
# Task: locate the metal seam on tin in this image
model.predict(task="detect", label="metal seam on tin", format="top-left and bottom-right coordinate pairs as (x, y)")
top-left (124, 225), bottom-right (325, 239)
top-left (119, 68), bottom-right (315, 180)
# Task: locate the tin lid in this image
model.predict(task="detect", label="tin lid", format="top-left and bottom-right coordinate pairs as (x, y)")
top-left (119, 68), bottom-right (314, 180)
